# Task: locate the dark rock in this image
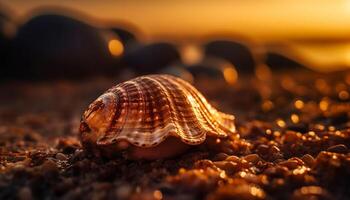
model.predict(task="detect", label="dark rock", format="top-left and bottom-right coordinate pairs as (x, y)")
top-left (122, 42), bottom-right (180, 73)
top-left (204, 40), bottom-right (255, 74)
top-left (184, 57), bottom-right (238, 93)
top-left (265, 52), bottom-right (310, 71)
top-left (110, 27), bottom-right (137, 47)
top-left (0, 9), bottom-right (15, 80)
top-left (11, 13), bottom-right (118, 79)
top-left (158, 65), bottom-right (193, 83)
top-left (327, 144), bottom-right (348, 154)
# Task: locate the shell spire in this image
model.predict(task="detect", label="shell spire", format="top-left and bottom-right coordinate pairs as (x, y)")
top-left (80, 74), bottom-right (236, 151)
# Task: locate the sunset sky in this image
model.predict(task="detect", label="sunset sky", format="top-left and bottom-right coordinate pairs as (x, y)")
top-left (2, 0), bottom-right (350, 70)
top-left (2, 0), bottom-right (350, 42)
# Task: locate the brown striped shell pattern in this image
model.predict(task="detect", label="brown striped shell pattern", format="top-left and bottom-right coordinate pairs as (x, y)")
top-left (79, 74), bottom-right (236, 159)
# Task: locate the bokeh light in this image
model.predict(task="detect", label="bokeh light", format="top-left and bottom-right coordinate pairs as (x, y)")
top-left (108, 39), bottom-right (124, 57)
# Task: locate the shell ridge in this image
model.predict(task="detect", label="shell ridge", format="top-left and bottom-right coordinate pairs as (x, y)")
top-left (116, 79), bottom-right (148, 145)
top-left (110, 123), bottom-right (205, 147)
top-left (111, 77), bottom-right (173, 147)
top-left (171, 75), bottom-right (235, 136)
top-left (132, 77), bottom-right (157, 146)
top-left (116, 81), bottom-right (144, 139)
top-left (153, 76), bottom-right (192, 141)
top-left (97, 82), bottom-right (132, 144)
top-left (168, 75), bottom-right (226, 136)
top-left (143, 76), bottom-right (181, 139)
top-left (157, 76), bottom-right (207, 143)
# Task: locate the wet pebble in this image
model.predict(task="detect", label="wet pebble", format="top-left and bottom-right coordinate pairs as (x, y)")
top-left (301, 154), bottom-right (315, 167)
top-left (327, 144), bottom-right (348, 153)
top-left (204, 40), bottom-right (256, 74)
top-left (291, 186), bottom-right (332, 200)
top-left (243, 154), bottom-right (262, 164)
top-left (55, 152), bottom-right (68, 161)
top-left (17, 187), bottom-right (33, 200)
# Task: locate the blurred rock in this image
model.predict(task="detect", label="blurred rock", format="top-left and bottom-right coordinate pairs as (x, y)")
top-left (11, 14), bottom-right (118, 80)
top-left (185, 57), bottom-right (238, 93)
top-left (204, 40), bottom-right (255, 74)
top-left (158, 65), bottom-right (193, 83)
top-left (0, 9), bottom-right (15, 80)
top-left (110, 27), bottom-right (137, 47)
top-left (265, 52), bottom-right (310, 71)
top-left (122, 42), bottom-right (180, 74)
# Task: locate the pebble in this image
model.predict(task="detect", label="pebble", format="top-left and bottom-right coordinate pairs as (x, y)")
top-left (278, 159), bottom-right (300, 169)
top-left (213, 161), bottom-right (239, 175)
top-left (291, 186), bottom-right (332, 200)
top-left (17, 187), bottom-right (33, 200)
top-left (327, 144), bottom-right (348, 153)
top-left (213, 153), bottom-right (229, 161)
top-left (301, 154), bottom-right (315, 167)
top-left (225, 155), bottom-right (240, 162)
top-left (284, 131), bottom-right (300, 143)
top-left (41, 159), bottom-right (58, 173)
top-left (56, 153), bottom-right (68, 160)
top-left (243, 154), bottom-right (261, 164)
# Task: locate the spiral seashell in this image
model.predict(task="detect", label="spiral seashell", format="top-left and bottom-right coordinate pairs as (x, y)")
top-left (80, 74), bottom-right (236, 159)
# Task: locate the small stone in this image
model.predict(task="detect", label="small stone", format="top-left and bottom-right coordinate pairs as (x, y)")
top-left (291, 186), bottom-right (332, 200)
top-left (278, 159), bottom-right (300, 169)
top-left (41, 159), bottom-right (58, 173)
top-left (115, 185), bottom-right (132, 199)
top-left (243, 154), bottom-right (261, 164)
top-left (256, 144), bottom-right (269, 157)
top-left (301, 154), bottom-right (315, 167)
top-left (284, 131), bottom-right (300, 143)
top-left (213, 161), bottom-right (239, 175)
top-left (56, 153), bottom-right (68, 161)
top-left (225, 155), bottom-right (240, 162)
top-left (194, 159), bottom-right (216, 169)
top-left (17, 187), bottom-right (33, 200)
top-left (327, 144), bottom-right (348, 153)
top-left (213, 153), bottom-right (228, 161)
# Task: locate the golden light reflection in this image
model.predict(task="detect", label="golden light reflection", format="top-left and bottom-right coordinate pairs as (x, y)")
top-left (108, 39), bottom-right (124, 57)
top-left (319, 99), bottom-right (329, 111)
top-left (273, 131), bottom-right (281, 137)
top-left (328, 126), bottom-right (336, 131)
top-left (338, 90), bottom-right (349, 100)
top-left (153, 190), bottom-right (163, 200)
top-left (294, 100), bottom-right (304, 109)
top-left (250, 186), bottom-right (266, 198)
top-left (265, 129), bottom-right (272, 135)
top-left (219, 171), bottom-right (227, 179)
top-left (292, 166), bottom-right (309, 175)
top-left (181, 44), bottom-right (203, 65)
top-left (222, 65), bottom-right (238, 86)
top-left (276, 119), bottom-right (286, 128)
top-left (308, 131), bottom-right (316, 136)
top-left (291, 114), bottom-right (299, 124)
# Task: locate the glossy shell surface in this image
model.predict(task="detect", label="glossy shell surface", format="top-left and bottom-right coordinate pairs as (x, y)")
top-left (80, 74), bottom-right (236, 149)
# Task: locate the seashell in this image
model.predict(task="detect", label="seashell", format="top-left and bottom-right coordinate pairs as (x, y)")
top-left (80, 74), bottom-right (236, 159)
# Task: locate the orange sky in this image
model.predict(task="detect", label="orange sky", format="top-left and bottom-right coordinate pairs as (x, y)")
top-left (2, 0), bottom-right (350, 42)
